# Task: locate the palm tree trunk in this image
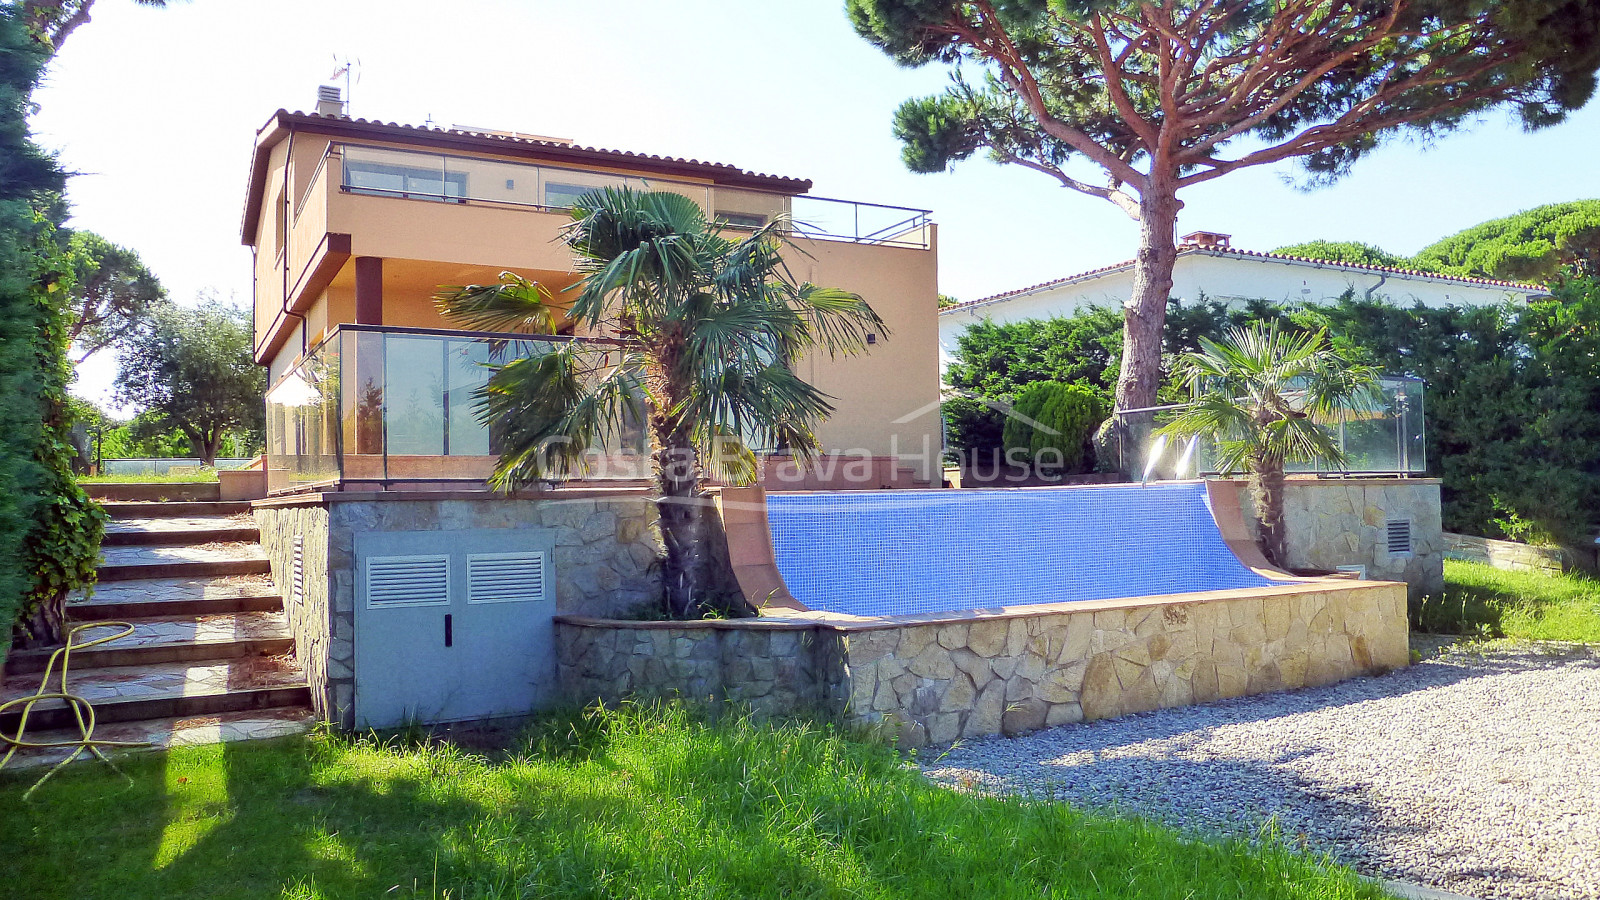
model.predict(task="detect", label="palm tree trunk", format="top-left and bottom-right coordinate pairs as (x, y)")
top-left (1251, 454), bottom-right (1289, 568)
top-left (649, 358), bottom-right (706, 618)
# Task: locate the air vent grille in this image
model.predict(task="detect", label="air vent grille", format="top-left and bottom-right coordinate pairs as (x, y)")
top-left (1386, 520), bottom-right (1413, 555)
top-left (467, 552), bottom-right (547, 604)
top-left (291, 535), bottom-right (305, 606)
top-left (366, 555), bottom-right (450, 607)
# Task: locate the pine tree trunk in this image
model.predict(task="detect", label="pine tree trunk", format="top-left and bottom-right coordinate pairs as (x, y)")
top-left (1251, 455), bottom-right (1289, 569)
top-left (1111, 183), bottom-right (1181, 474)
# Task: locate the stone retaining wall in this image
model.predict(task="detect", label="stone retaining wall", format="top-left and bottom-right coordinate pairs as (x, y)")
top-left (557, 621), bottom-right (843, 718)
top-left (1442, 532), bottom-right (1592, 574)
top-left (556, 580), bottom-right (1409, 748)
top-left (1228, 478), bottom-right (1444, 597)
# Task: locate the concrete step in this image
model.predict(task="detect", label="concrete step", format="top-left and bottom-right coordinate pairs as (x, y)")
top-left (1, 656), bottom-right (309, 731)
top-left (102, 514), bottom-right (259, 547)
top-left (84, 482), bottom-right (222, 503)
top-left (97, 542), bottom-right (271, 582)
top-left (99, 500), bottom-right (253, 519)
top-left (0, 706), bottom-right (315, 771)
top-left (2, 612), bottom-right (294, 675)
top-left (70, 574), bottom-right (281, 620)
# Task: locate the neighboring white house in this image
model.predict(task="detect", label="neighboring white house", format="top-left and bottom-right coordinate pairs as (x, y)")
top-left (940, 232), bottom-right (1549, 369)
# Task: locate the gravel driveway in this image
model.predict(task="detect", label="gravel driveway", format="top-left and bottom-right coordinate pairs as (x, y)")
top-left (922, 642), bottom-right (1600, 900)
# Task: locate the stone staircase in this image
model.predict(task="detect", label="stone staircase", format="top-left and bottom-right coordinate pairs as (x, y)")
top-left (0, 482), bottom-right (313, 770)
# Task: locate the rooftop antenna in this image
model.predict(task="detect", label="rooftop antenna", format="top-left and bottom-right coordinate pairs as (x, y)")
top-left (329, 54), bottom-right (360, 115)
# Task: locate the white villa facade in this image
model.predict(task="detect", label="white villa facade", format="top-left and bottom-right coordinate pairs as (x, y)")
top-left (940, 233), bottom-right (1549, 369)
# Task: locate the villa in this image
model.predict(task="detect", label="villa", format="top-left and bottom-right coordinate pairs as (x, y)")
top-left (939, 230), bottom-right (1549, 369)
top-left (243, 89), bottom-right (944, 494)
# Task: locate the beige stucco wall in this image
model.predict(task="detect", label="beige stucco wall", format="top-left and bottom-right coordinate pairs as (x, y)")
top-left (789, 231), bottom-right (943, 477)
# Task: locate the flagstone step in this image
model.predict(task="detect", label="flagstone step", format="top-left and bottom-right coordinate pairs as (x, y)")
top-left (84, 482), bottom-right (222, 503)
top-left (102, 514), bottom-right (260, 547)
top-left (70, 574), bottom-right (281, 620)
top-left (0, 706), bottom-right (315, 772)
top-left (99, 500), bottom-right (253, 519)
top-left (3, 612), bottom-right (294, 675)
top-left (97, 542), bottom-right (271, 581)
top-left (0, 656), bottom-right (309, 730)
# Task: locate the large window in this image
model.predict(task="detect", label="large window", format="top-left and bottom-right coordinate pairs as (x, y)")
top-left (345, 158), bottom-right (467, 201)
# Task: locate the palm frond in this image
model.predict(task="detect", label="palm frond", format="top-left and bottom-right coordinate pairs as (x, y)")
top-left (434, 273), bottom-right (558, 334)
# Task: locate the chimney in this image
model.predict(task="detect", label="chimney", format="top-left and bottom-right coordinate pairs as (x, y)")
top-left (1180, 231), bottom-right (1232, 250)
top-left (315, 85), bottom-right (345, 117)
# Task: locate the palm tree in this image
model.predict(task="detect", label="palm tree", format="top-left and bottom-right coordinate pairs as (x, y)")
top-left (435, 188), bottom-right (885, 618)
top-left (1158, 323), bottom-right (1381, 568)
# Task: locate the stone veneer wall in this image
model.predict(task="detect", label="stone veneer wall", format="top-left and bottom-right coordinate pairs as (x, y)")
top-left (1228, 478), bottom-right (1444, 597)
top-left (557, 581), bottom-right (1409, 748)
top-left (257, 491), bottom-right (665, 728)
top-left (557, 621), bottom-right (842, 718)
top-left (1443, 532), bottom-right (1595, 574)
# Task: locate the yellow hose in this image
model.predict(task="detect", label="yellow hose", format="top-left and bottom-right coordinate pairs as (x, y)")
top-left (1, 621), bottom-right (153, 800)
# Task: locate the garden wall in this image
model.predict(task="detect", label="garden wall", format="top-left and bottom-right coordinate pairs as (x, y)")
top-left (1225, 477), bottom-right (1444, 597)
top-left (557, 580), bottom-right (1409, 748)
top-left (1442, 532), bottom-right (1593, 574)
top-left (256, 489), bottom-right (664, 727)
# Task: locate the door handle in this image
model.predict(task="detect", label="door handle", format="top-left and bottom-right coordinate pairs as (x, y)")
top-left (444, 614), bottom-right (453, 648)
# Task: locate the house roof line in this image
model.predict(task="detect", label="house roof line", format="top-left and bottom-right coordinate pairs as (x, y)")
top-left (941, 245), bottom-right (1550, 315)
top-left (241, 110), bottom-right (814, 244)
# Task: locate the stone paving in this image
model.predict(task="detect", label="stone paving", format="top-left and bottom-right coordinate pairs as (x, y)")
top-left (70, 574), bottom-right (279, 607)
top-left (1, 707), bottom-right (316, 771)
top-left (85, 612), bottom-right (292, 650)
top-left (1, 655), bottom-right (303, 709)
top-left (104, 514), bottom-right (256, 535)
top-left (99, 542), bottom-right (268, 567)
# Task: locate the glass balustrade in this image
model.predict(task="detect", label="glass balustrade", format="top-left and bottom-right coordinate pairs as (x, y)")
top-left (265, 326), bottom-right (649, 493)
top-left (333, 143), bottom-right (932, 248)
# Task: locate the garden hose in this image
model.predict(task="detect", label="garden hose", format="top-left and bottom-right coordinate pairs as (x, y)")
top-left (1, 621), bottom-right (152, 800)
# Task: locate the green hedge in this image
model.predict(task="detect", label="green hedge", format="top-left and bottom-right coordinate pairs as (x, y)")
top-left (944, 290), bottom-right (1600, 546)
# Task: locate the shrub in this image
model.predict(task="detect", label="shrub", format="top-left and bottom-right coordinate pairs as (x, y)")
top-left (940, 395), bottom-right (1005, 460)
top-left (1002, 382), bottom-right (1105, 473)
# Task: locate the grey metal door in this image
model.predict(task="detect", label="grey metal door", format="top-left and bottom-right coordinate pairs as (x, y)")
top-left (354, 528), bottom-right (557, 729)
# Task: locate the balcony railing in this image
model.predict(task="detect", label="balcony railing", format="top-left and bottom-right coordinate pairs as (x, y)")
top-left (330, 143), bottom-right (934, 249)
top-left (264, 325), bottom-right (649, 494)
top-left (1107, 376), bottom-right (1427, 478)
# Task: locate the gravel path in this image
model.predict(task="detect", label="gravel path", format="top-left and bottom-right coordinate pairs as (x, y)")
top-left (923, 642), bottom-right (1600, 900)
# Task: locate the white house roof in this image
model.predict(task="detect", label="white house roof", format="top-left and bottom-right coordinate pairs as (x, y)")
top-left (943, 245), bottom-right (1549, 316)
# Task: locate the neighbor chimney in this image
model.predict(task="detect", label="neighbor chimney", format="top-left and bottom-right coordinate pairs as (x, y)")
top-left (315, 85), bottom-right (345, 117)
top-left (1180, 231), bottom-right (1232, 250)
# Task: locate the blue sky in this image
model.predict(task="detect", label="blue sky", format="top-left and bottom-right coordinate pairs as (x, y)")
top-left (33, 0), bottom-right (1600, 407)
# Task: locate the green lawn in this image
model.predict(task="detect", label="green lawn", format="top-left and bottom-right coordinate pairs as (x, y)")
top-left (0, 706), bottom-right (1390, 900)
top-left (78, 472), bottom-right (220, 483)
top-left (1413, 559), bottom-right (1600, 642)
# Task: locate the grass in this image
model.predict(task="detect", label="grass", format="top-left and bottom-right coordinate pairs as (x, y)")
top-left (78, 472), bottom-right (221, 483)
top-left (1412, 559), bottom-right (1600, 642)
top-left (0, 705), bottom-right (1391, 900)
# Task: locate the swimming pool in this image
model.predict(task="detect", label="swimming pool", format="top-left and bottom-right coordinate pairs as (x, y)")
top-left (766, 482), bottom-right (1276, 617)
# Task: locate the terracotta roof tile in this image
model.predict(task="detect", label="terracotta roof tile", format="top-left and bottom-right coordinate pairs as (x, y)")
top-left (942, 246), bottom-right (1548, 314)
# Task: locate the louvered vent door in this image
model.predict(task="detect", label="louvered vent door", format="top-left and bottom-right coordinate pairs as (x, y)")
top-left (354, 529), bottom-right (558, 730)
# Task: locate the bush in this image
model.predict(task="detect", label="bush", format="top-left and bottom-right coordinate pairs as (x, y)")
top-left (940, 395), bottom-right (1005, 460)
top-left (1002, 382), bottom-right (1105, 473)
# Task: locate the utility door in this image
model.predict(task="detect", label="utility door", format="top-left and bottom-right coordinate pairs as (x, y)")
top-left (354, 528), bottom-right (558, 729)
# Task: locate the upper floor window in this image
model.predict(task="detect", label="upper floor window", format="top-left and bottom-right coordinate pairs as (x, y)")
top-left (717, 211), bottom-right (766, 229)
top-left (345, 158), bottom-right (467, 202)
